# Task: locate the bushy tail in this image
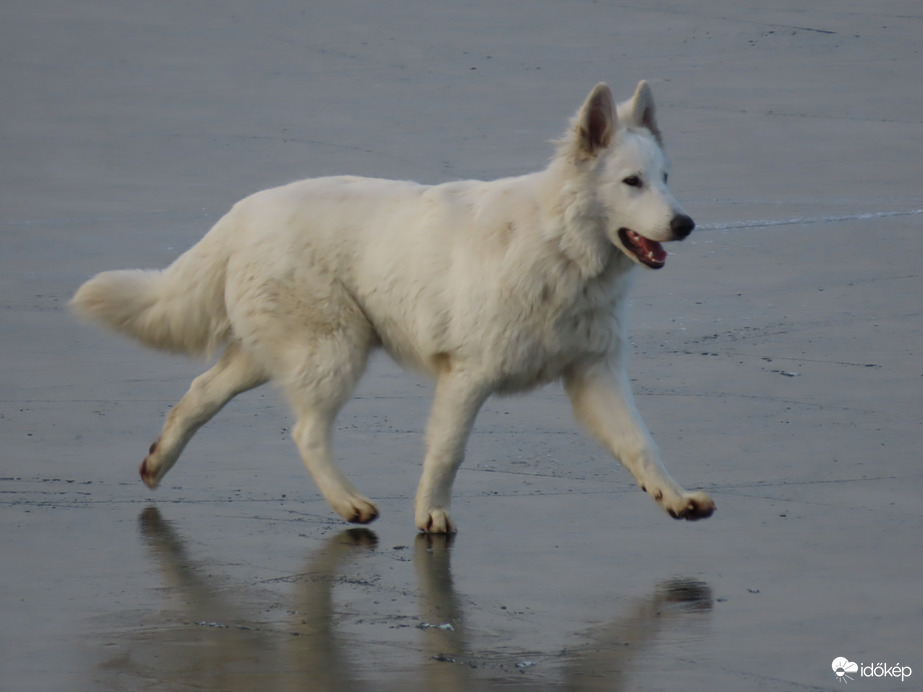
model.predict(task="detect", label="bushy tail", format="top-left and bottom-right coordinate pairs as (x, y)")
top-left (71, 236), bottom-right (231, 357)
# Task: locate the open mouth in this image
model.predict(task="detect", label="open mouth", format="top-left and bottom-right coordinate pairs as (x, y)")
top-left (618, 228), bottom-right (667, 269)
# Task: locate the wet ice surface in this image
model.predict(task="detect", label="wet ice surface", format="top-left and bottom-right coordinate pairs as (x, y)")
top-left (2, 1), bottom-right (921, 690)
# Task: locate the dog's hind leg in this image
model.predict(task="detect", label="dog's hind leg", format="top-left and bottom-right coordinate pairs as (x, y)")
top-left (289, 402), bottom-right (379, 524)
top-left (281, 334), bottom-right (379, 525)
top-left (414, 367), bottom-right (490, 533)
top-left (564, 361), bottom-right (715, 521)
top-left (141, 341), bottom-right (269, 488)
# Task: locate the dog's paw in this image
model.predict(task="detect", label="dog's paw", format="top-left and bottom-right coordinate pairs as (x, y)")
top-left (666, 491), bottom-right (716, 521)
top-left (139, 440), bottom-right (163, 489)
top-left (416, 508), bottom-right (457, 534)
top-left (333, 494), bottom-right (379, 525)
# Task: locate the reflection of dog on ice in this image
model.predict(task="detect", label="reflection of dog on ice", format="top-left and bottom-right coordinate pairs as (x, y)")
top-left (73, 81), bottom-right (715, 532)
top-left (133, 511), bottom-right (713, 688)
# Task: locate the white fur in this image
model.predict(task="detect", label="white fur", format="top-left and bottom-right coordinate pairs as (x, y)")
top-left (71, 82), bottom-right (714, 532)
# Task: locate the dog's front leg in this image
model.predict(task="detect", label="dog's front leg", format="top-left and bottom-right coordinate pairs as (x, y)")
top-left (415, 369), bottom-right (490, 533)
top-left (564, 361), bottom-right (715, 520)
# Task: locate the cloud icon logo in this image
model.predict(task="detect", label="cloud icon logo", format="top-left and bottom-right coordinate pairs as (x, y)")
top-left (832, 657), bottom-right (858, 683)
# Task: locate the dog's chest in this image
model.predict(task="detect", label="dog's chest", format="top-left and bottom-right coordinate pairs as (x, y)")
top-left (490, 278), bottom-right (625, 391)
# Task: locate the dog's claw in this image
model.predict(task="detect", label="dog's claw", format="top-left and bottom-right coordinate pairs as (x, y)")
top-left (671, 492), bottom-right (716, 521)
top-left (336, 495), bottom-right (379, 525)
top-left (417, 508), bottom-right (457, 534)
top-left (140, 456), bottom-right (159, 489)
top-left (346, 507), bottom-right (379, 525)
top-left (654, 487), bottom-right (715, 521)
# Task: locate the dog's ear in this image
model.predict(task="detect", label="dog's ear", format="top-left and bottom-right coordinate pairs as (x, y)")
top-left (574, 82), bottom-right (616, 158)
top-left (623, 80), bottom-right (662, 144)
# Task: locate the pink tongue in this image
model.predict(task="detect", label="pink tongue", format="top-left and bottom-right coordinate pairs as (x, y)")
top-left (636, 234), bottom-right (666, 262)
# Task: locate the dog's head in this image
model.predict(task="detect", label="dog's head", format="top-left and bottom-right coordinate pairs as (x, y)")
top-left (561, 81), bottom-right (694, 270)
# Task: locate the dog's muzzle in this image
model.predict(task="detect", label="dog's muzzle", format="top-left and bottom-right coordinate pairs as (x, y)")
top-left (618, 214), bottom-right (695, 270)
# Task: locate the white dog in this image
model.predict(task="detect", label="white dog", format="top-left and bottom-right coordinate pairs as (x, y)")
top-left (72, 81), bottom-right (715, 532)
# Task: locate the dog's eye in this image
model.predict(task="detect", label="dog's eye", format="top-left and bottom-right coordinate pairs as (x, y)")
top-left (663, 173), bottom-right (669, 184)
top-left (622, 175), bottom-right (643, 188)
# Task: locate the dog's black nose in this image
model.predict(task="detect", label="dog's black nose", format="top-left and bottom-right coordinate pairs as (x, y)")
top-left (670, 214), bottom-right (695, 239)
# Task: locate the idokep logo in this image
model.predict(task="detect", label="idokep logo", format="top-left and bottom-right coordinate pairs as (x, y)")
top-left (831, 657), bottom-right (912, 684)
top-left (832, 656), bottom-right (859, 682)
top-left (832, 658), bottom-right (859, 683)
